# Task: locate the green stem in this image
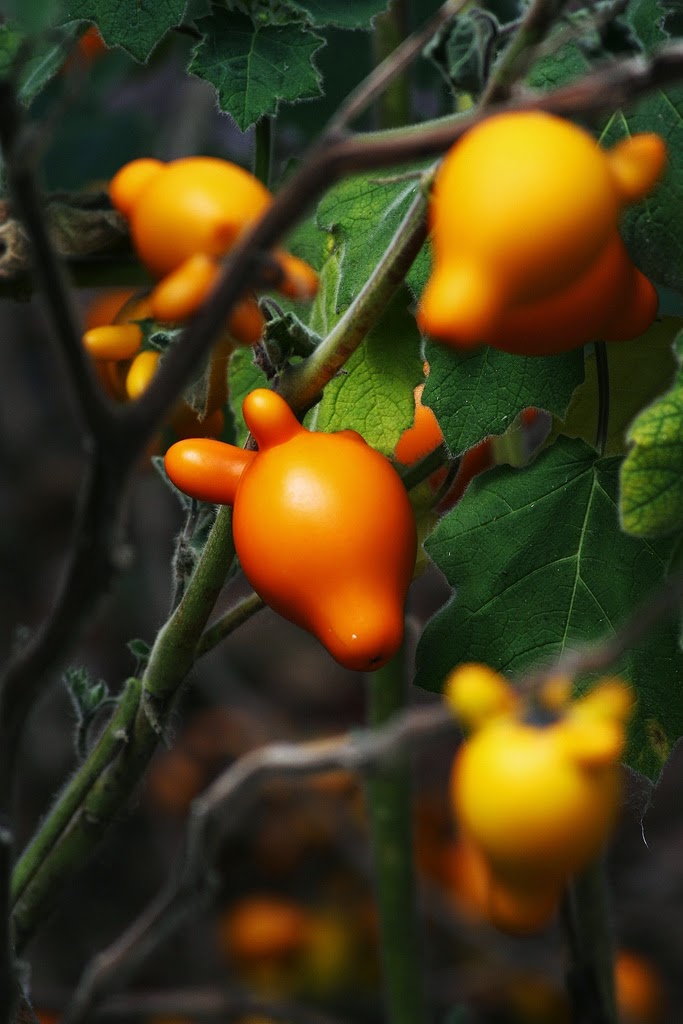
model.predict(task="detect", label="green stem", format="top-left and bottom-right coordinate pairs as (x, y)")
top-left (196, 590), bottom-right (265, 656)
top-left (10, 678), bottom-right (141, 908)
top-left (278, 181), bottom-right (430, 416)
top-left (11, 508), bottom-right (237, 949)
top-left (372, 0), bottom-right (411, 128)
top-left (253, 117), bottom-right (272, 189)
top-left (562, 859), bottom-right (618, 1024)
top-left (364, 652), bottom-right (427, 1024)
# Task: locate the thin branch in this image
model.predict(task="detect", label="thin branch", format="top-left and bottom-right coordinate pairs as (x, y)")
top-left (61, 702), bottom-right (456, 1024)
top-left (5, 32), bottom-right (683, 986)
top-left (88, 986), bottom-right (355, 1024)
top-left (122, 40), bottom-right (683, 450)
top-left (594, 341), bottom-right (610, 457)
top-left (196, 590), bottom-right (265, 656)
top-left (327, 0), bottom-right (466, 134)
top-left (0, 81), bottom-right (114, 439)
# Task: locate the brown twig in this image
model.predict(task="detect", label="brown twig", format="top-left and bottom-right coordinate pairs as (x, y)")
top-left (60, 702), bottom-right (456, 1024)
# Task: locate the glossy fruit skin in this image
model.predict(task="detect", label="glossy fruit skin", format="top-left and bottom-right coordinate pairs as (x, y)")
top-left (111, 157), bottom-right (272, 277)
top-left (165, 389), bottom-right (417, 670)
top-left (165, 438), bottom-right (255, 504)
top-left (109, 157), bottom-right (317, 329)
top-left (418, 112), bottom-right (666, 352)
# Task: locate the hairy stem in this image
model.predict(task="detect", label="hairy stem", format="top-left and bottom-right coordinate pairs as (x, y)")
top-left (11, 509), bottom-right (236, 948)
top-left (10, 678), bottom-right (142, 908)
top-left (365, 652), bottom-right (427, 1024)
top-left (277, 182), bottom-right (430, 415)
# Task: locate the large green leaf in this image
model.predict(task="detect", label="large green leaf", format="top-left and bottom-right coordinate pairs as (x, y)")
top-left (190, 9), bottom-right (324, 132)
top-left (620, 327), bottom-right (683, 536)
top-left (421, 342), bottom-right (584, 456)
top-left (61, 0), bottom-right (187, 61)
top-left (554, 320), bottom-right (681, 456)
top-left (315, 167), bottom-right (431, 310)
top-left (415, 436), bottom-right (683, 780)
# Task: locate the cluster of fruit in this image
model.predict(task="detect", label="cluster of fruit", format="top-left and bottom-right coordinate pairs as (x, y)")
top-left (82, 155), bottom-right (318, 421)
top-left (419, 111), bottom-right (666, 355)
top-left (445, 663), bottom-right (633, 933)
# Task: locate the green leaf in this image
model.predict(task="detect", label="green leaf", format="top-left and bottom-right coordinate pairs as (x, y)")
top-left (555, 320), bottom-right (681, 456)
top-left (422, 342), bottom-right (584, 456)
top-left (0, 23), bottom-right (79, 104)
top-left (620, 327), bottom-right (683, 536)
top-left (61, 0), bottom-right (187, 61)
top-left (228, 347), bottom-right (268, 447)
top-left (284, 0), bottom-right (389, 29)
top-left (415, 436), bottom-right (683, 780)
top-left (309, 287), bottom-right (423, 455)
top-left (621, 392), bottom-right (683, 537)
top-left (600, 89), bottom-right (683, 295)
top-left (527, 40), bottom-right (590, 91)
top-left (190, 9), bottom-right (324, 132)
top-left (628, 0), bottom-right (667, 50)
top-left (316, 167), bottom-right (430, 310)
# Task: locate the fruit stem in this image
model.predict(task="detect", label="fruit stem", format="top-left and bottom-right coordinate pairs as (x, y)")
top-left (365, 651), bottom-right (428, 1024)
top-left (561, 858), bottom-right (618, 1024)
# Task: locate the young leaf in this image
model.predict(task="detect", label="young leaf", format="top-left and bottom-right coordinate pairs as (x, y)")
top-left (190, 9), bottom-right (324, 132)
top-left (422, 342), bottom-right (584, 456)
top-left (61, 0), bottom-right (188, 62)
top-left (415, 436), bottom-right (683, 780)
